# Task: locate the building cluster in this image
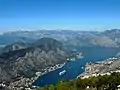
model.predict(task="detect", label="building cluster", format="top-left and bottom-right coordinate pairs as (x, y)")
top-left (78, 57), bottom-right (119, 79)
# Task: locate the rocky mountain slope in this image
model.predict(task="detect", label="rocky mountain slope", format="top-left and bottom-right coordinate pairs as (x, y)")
top-left (0, 38), bottom-right (70, 83)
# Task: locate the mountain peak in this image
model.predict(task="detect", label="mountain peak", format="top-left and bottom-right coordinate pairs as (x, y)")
top-left (34, 37), bottom-right (63, 52)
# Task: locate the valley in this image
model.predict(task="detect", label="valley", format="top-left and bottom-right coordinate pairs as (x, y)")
top-left (0, 29), bottom-right (120, 90)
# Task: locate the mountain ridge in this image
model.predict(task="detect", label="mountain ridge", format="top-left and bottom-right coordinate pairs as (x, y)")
top-left (0, 29), bottom-right (120, 48)
top-left (0, 37), bottom-right (70, 83)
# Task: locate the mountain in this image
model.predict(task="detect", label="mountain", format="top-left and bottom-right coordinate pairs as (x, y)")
top-left (103, 29), bottom-right (120, 45)
top-left (64, 31), bottom-right (118, 48)
top-left (0, 32), bottom-right (35, 45)
top-left (1, 29), bottom-right (120, 50)
top-left (0, 38), bottom-right (70, 83)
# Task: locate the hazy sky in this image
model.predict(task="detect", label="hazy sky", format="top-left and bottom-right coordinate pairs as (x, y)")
top-left (0, 0), bottom-right (120, 31)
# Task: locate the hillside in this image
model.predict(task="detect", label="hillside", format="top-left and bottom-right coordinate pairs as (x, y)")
top-left (0, 38), bottom-right (70, 88)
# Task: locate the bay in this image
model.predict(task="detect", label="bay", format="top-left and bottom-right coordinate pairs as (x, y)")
top-left (33, 47), bottom-right (120, 87)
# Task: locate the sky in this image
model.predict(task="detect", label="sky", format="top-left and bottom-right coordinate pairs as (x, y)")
top-left (0, 0), bottom-right (120, 32)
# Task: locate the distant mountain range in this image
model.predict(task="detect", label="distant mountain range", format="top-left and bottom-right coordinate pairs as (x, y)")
top-left (0, 29), bottom-right (120, 49)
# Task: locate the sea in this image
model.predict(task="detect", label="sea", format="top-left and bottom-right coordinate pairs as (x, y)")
top-left (33, 47), bottom-right (120, 87)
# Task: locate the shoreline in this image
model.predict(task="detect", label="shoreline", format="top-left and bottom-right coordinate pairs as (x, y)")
top-left (5, 52), bottom-right (82, 89)
top-left (33, 62), bottom-right (67, 83)
top-left (4, 52), bottom-right (119, 89)
top-left (77, 57), bottom-right (118, 79)
top-left (6, 56), bottom-right (118, 89)
top-left (6, 62), bottom-right (67, 90)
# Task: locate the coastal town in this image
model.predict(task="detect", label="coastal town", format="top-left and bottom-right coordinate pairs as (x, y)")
top-left (78, 57), bottom-right (120, 79)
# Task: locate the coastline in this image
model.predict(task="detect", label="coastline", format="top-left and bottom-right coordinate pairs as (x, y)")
top-left (32, 52), bottom-right (83, 87)
top-left (6, 62), bottom-right (67, 90)
top-left (33, 62), bottom-right (67, 83)
top-left (4, 52), bottom-right (83, 89)
top-left (77, 57), bottom-right (119, 79)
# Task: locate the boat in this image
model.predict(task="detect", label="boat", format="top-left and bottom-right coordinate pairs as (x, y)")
top-left (81, 67), bottom-right (84, 69)
top-left (59, 70), bottom-right (66, 76)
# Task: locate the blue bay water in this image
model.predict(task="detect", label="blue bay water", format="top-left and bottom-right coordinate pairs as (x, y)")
top-left (33, 47), bottom-right (120, 87)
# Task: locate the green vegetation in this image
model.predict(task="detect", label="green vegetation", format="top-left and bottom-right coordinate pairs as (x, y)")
top-left (36, 72), bottom-right (120, 90)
